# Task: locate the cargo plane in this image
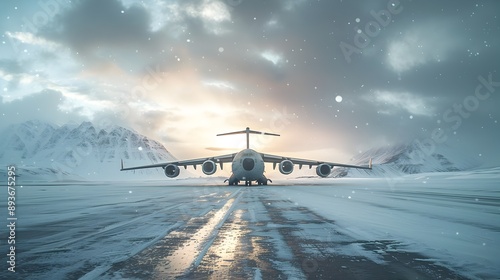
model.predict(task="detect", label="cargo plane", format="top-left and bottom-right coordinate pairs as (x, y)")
top-left (121, 127), bottom-right (372, 185)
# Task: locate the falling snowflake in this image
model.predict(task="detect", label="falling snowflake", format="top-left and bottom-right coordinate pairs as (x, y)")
top-left (335, 95), bottom-right (343, 103)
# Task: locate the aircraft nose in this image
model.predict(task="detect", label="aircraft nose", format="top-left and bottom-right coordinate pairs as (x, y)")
top-left (242, 158), bottom-right (255, 171)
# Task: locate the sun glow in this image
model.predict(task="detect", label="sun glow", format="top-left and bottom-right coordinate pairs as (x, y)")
top-left (210, 134), bottom-right (247, 152)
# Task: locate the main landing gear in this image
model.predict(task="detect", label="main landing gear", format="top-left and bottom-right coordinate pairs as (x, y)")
top-left (224, 176), bottom-right (272, 186)
top-left (224, 176), bottom-right (240, 186)
top-left (256, 176), bottom-right (272, 186)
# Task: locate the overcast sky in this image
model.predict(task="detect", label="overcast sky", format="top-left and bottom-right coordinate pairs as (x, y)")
top-left (0, 0), bottom-right (499, 166)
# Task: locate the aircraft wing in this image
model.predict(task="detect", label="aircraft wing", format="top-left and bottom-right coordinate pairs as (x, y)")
top-left (261, 153), bottom-right (372, 170)
top-left (121, 153), bottom-right (236, 171)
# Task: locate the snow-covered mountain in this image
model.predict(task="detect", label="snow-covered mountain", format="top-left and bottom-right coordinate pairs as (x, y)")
top-left (331, 141), bottom-right (480, 178)
top-left (0, 120), bottom-right (176, 181)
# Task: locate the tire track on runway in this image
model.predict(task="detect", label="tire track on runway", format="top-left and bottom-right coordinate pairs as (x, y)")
top-left (189, 187), bottom-right (287, 280)
top-left (259, 196), bottom-right (469, 280)
top-left (27, 200), bottom-right (188, 255)
top-left (79, 222), bottom-right (183, 280)
top-left (18, 187), bottom-right (240, 280)
top-left (193, 187), bottom-right (309, 279)
top-left (101, 187), bottom-right (244, 279)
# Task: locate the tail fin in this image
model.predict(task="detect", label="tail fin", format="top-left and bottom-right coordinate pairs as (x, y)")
top-left (217, 127), bottom-right (280, 149)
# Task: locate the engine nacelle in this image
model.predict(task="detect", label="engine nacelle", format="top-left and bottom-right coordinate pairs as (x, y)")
top-left (164, 164), bottom-right (180, 178)
top-left (279, 160), bottom-right (294, 175)
top-left (316, 163), bottom-right (331, 177)
top-left (202, 160), bottom-right (217, 175)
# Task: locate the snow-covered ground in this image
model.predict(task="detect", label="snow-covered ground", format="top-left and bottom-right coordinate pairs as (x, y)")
top-left (1, 168), bottom-right (498, 279)
top-left (277, 168), bottom-right (500, 279)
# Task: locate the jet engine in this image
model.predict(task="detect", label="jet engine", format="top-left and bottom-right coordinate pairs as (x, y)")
top-left (279, 160), bottom-right (294, 175)
top-left (164, 164), bottom-right (180, 178)
top-left (316, 163), bottom-right (331, 177)
top-left (202, 160), bottom-right (217, 175)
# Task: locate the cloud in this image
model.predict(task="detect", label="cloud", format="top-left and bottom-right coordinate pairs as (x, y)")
top-left (6, 31), bottom-right (60, 50)
top-left (386, 35), bottom-right (426, 73)
top-left (0, 59), bottom-right (23, 75)
top-left (386, 21), bottom-right (458, 73)
top-left (119, 0), bottom-right (170, 31)
top-left (261, 50), bottom-right (284, 66)
top-left (185, 0), bottom-right (232, 34)
top-left (282, 0), bottom-right (307, 11)
top-left (0, 90), bottom-right (86, 129)
top-left (367, 90), bottom-right (434, 116)
top-left (0, 60), bottom-right (45, 100)
top-left (1, 0), bottom-right (499, 163)
top-left (57, 89), bottom-right (117, 120)
top-left (0, 56), bottom-right (107, 111)
top-left (39, 0), bottom-right (157, 56)
top-left (186, 0), bottom-right (231, 22)
top-left (203, 80), bottom-right (236, 91)
top-left (204, 147), bottom-right (234, 152)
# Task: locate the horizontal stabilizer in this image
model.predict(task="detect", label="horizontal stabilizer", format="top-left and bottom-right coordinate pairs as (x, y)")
top-left (217, 127), bottom-right (279, 149)
top-left (217, 127), bottom-right (280, 137)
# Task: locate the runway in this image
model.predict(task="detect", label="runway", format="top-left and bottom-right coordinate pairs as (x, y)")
top-left (3, 170), bottom-right (499, 279)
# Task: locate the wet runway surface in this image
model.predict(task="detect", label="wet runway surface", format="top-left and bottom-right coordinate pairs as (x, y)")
top-left (102, 187), bottom-right (466, 280)
top-left (4, 176), bottom-right (498, 279)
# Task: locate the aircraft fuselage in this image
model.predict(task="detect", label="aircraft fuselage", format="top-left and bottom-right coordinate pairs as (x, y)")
top-left (228, 149), bottom-right (267, 185)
